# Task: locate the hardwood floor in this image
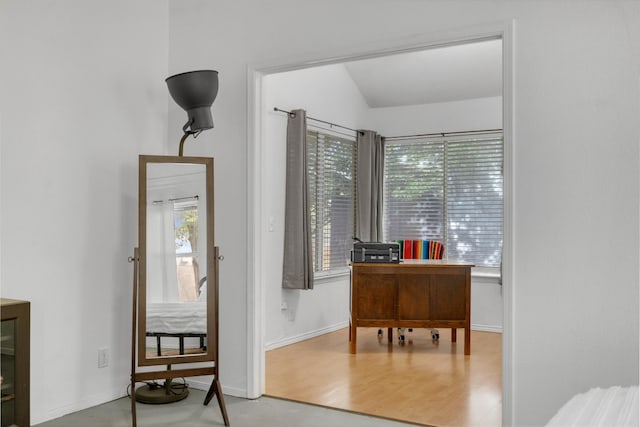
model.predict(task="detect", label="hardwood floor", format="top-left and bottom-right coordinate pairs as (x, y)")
top-left (266, 327), bottom-right (501, 427)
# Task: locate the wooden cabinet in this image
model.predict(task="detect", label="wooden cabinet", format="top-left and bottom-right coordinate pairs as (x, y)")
top-left (350, 261), bottom-right (473, 355)
top-left (1, 298), bottom-right (30, 427)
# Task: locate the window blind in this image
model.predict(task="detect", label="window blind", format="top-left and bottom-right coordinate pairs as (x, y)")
top-left (383, 132), bottom-right (503, 267)
top-left (383, 139), bottom-right (445, 241)
top-left (307, 130), bottom-right (356, 273)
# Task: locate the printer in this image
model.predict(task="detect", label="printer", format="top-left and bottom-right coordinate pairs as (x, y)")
top-left (351, 241), bottom-right (400, 263)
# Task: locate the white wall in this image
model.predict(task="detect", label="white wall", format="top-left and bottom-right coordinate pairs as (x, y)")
top-left (0, 1), bottom-right (637, 426)
top-left (366, 96), bottom-right (503, 135)
top-left (262, 65), bottom-right (369, 349)
top-left (0, 1), bottom-right (169, 424)
top-left (169, 1), bottom-right (639, 426)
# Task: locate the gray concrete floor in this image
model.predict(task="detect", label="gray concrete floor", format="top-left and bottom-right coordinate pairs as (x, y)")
top-left (34, 389), bottom-right (425, 427)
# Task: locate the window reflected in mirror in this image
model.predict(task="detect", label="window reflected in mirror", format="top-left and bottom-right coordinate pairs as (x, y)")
top-left (174, 200), bottom-right (201, 302)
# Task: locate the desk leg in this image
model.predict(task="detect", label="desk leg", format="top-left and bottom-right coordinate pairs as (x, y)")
top-left (465, 328), bottom-right (470, 355)
top-left (349, 322), bottom-right (357, 354)
top-left (451, 328), bottom-right (457, 343)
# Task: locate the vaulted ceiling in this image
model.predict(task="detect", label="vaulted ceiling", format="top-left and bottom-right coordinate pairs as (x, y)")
top-left (343, 38), bottom-right (502, 108)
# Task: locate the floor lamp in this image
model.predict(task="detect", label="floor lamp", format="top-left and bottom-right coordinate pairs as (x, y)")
top-left (133, 69), bottom-right (220, 406)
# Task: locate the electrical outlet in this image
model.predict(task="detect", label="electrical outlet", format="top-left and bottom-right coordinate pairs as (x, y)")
top-left (98, 348), bottom-right (109, 368)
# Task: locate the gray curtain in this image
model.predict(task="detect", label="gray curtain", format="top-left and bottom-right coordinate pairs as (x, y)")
top-left (282, 109), bottom-right (314, 290)
top-left (356, 130), bottom-right (384, 242)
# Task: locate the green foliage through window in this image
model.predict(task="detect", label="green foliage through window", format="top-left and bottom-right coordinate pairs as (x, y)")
top-left (383, 133), bottom-right (503, 267)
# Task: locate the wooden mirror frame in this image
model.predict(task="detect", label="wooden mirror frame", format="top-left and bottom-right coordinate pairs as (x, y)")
top-left (130, 155), bottom-right (228, 427)
top-left (137, 154), bottom-right (215, 366)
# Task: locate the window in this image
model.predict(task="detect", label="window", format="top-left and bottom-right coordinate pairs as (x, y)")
top-left (173, 200), bottom-right (200, 301)
top-left (307, 129), bottom-right (356, 274)
top-left (383, 133), bottom-right (503, 268)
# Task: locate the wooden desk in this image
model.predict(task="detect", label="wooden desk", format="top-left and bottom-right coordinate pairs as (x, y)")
top-left (349, 260), bottom-right (473, 355)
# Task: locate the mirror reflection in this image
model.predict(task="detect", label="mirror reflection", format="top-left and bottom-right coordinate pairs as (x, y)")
top-left (144, 161), bottom-right (208, 359)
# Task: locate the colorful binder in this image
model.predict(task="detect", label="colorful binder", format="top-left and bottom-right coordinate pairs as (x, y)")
top-left (396, 239), bottom-right (444, 260)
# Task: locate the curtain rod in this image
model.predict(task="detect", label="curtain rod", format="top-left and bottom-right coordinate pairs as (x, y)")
top-left (385, 128), bottom-right (503, 140)
top-left (152, 195), bottom-right (199, 205)
top-left (274, 107), bottom-right (501, 139)
top-left (273, 107), bottom-right (364, 135)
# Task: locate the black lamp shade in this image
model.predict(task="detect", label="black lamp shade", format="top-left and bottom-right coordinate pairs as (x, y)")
top-left (166, 70), bottom-right (218, 133)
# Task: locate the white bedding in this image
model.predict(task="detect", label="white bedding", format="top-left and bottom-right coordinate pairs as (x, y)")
top-left (546, 385), bottom-right (638, 427)
top-left (146, 301), bottom-right (207, 334)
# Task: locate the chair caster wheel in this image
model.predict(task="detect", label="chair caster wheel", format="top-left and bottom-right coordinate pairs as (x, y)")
top-left (431, 329), bottom-right (440, 341)
top-left (377, 329), bottom-right (383, 338)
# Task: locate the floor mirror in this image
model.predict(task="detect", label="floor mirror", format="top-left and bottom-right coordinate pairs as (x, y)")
top-left (129, 154), bottom-right (229, 426)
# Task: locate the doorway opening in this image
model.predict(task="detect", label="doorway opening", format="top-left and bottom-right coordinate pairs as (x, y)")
top-left (248, 24), bottom-right (514, 426)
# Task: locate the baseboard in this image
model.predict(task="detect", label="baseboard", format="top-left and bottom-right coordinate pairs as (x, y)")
top-left (471, 323), bottom-right (503, 333)
top-left (186, 378), bottom-right (247, 398)
top-left (264, 321), bottom-right (350, 351)
top-left (35, 388), bottom-right (125, 425)
top-left (263, 321), bottom-right (501, 353)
